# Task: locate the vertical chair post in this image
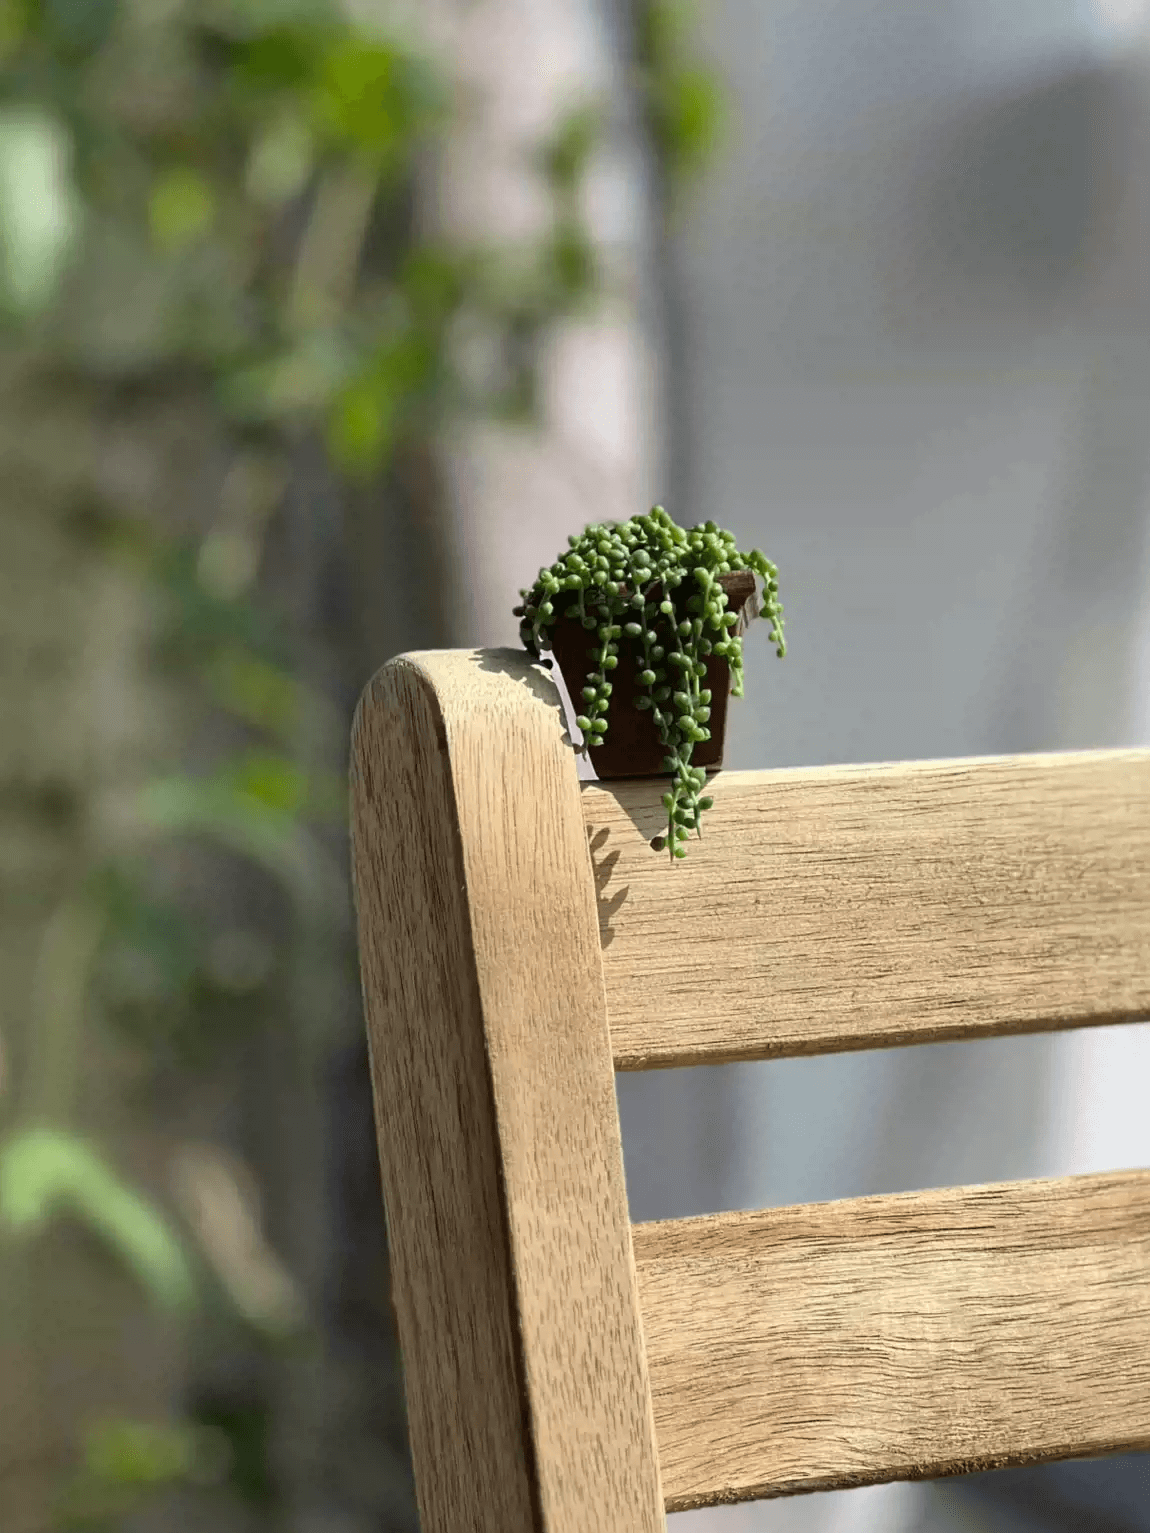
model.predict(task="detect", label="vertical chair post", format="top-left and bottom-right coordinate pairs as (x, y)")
top-left (350, 648), bottom-right (665, 1533)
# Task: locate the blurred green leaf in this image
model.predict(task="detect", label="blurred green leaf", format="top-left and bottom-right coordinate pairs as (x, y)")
top-left (0, 1128), bottom-right (196, 1311)
top-left (636, 0), bottom-right (674, 64)
top-left (0, 106), bottom-right (82, 315)
top-left (543, 217), bottom-right (597, 305)
top-left (651, 66), bottom-right (722, 180)
top-left (245, 110), bottom-right (314, 204)
top-left (219, 329), bottom-right (353, 421)
top-left (228, 23), bottom-right (318, 91)
top-left (154, 542), bottom-right (287, 665)
top-left (324, 324), bottom-right (439, 473)
top-left (87, 863), bottom-right (278, 1065)
top-left (311, 39), bottom-right (443, 159)
top-left (55, 1416), bottom-right (223, 1530)
top-left (400, 244), bottom-right (470, 327)
top-left (91, 867), bottom-right (202, 1022)
top-left (39, 0), bottom-right (118, 57)
top-left (98, 892), bottom-right (200, 1008)
top-left (85, 1418), bottom-right (196, 1486)
top-left (539, 104), bottom-right (601, 195)
top-left (635, 0), bottom-right (724, 192)
top-left (0, 0), bottom-right (28, 59)
top-left (203, 649), bottom-right (299, 737)
top-left (149, 168), bottom-right (217, 253)
top-left (135, 772), bottom-right (341, 909)
top-left (197, 0), bottom-right (337, 41)
top-left (190, 1398), bottom-right (274, 1508)
top-left (326, 364), bottom-right (395, 474)
top-left (225, 751), bottom-right (306, 813)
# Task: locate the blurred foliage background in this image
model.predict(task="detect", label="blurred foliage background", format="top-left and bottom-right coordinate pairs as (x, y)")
top-left (0, 1), bottom-right (716, 1528)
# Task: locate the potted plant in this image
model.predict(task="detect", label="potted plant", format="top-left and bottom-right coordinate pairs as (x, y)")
top-left (515, 506), bottom-right (784, 858)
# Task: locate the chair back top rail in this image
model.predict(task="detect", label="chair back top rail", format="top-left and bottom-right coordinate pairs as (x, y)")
top-left (635, 1168), bottom-right (1150, 1512)
top-left (583, 749), bottom-right (1150, 1070)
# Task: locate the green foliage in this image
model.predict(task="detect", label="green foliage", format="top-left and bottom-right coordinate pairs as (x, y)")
top-left (201, 649), bottom-right (299, 739)
top-left (55, 1416), bottom-right (221, 1530)
top-left (634, 0), bottom-right (723, 196)
top-left (149, 167), bottom-right (217, 253)
top-left (536, 103), bottom-right (601, 313)
top-left (153, 541), bottom-right (287, 668)
top-left (539, 103), bottom-right (600, 195)
top-left (0, 1128), bottom-right (196, 1310)
top-left (516, 508), bottom-right (784, 857)
top-left (0, 104), bottom-right (82, 313)
top-left (189, 1395), bottom-right (275, 1508)
top-left (92, 871), bottom-right (201, 1034)
top-left (312, 38), bottom-right (445, 160)
top-left (89, 864), bottom-right (277, 1066)
top-left (84, 1417), bottom-right (198, 1487)
top-left (136, 767), bottom-right (341, 912)
top-left (0, 0), bottom-right (598, 463)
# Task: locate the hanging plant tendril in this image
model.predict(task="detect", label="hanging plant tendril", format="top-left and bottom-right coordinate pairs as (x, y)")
top-left (514, 506), bottom-right (784, 860)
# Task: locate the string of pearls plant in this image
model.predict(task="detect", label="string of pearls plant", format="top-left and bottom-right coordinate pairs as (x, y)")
top-left (515, 507), bottom-right (784, 858)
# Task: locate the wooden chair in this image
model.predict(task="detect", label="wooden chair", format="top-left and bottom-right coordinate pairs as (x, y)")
top-left (350, 647), bottom-right (1150, 1533)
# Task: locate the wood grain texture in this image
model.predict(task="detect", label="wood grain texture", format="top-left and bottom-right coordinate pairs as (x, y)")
top-left (634, 1171), bottom-right (1150, 1511)
top-left (582, 750), bottom-right (1150, 1069)
top-left (350, 648), bottom-right (665, 1533)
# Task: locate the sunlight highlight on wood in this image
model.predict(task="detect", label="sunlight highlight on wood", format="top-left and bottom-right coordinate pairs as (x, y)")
top-left (581, 750), bottom-right (1150, 1069)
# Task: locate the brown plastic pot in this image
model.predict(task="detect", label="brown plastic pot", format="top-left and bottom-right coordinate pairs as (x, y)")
top-left (546, 570), bottom-right (758, 779)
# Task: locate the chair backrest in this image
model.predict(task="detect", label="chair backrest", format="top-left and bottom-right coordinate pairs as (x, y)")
top-left (350, 647), bottom-right (1150, 1533)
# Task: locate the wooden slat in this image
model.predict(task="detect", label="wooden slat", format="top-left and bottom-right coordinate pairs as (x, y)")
top-left (351, 649), bottom-right (665, 1533)
top-left (582, 750), bottom-right (1150, 1069)
top-left (634, 1171), bottom-right (1150, 1511)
